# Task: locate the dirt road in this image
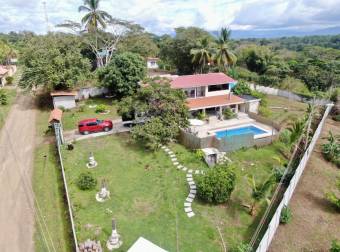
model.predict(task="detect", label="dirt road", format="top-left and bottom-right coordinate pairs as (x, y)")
top-left (269, 118), bottom-right (340, 251)
top-left (0, 93), bottom-right (36, 252)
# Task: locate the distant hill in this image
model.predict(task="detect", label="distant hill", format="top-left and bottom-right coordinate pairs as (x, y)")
top-left (212, 26), bottom-right (340, 39)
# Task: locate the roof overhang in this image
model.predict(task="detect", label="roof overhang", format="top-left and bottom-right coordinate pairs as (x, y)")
top-left (187, 94), bottom-right (245, 111)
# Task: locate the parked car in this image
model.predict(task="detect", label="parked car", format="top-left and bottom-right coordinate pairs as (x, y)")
top-left (78, 118), bottom-right (113, 135)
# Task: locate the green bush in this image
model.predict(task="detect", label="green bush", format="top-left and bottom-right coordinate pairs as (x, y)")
top-left (279, 129), bottom-right (291, 145)
top-left (330, 240), bottom-right (340, 252)
top-left (322, 132), bottom-right (340, 167)
top-left (232, 80), bottom-right (252, 95)
top-left (330, 89), bottom-right (339, 103)
top-left (0, 89), bottom-right (8, 105)
top-left (95, 104), bottom-right (107, 113)
top-left (234, 242), bottom-right (252, 252)
top-left (196, 111), bottom-right (206, 120)
top-left (280, 205), bottom-right (292, 224)
top-left (5, 76), bottom-right (14, 85)
top-left (196, 165), bottom-right (236, 204)
top-left (223, 108), bottom-right (236, 119)
top-left (77, 172), bottom-right (97, 191)
top-left (194, 149), bottom-right (205, 162)
top-left (259, 106), bottom-right (272, 117)
top-left (333, 115), bottom-right (340, 122)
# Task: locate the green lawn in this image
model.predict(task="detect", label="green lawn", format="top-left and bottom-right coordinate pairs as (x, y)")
top-left (0, 88), bottom-right (16, 129)
top-left (61, 135), bottom-right (287, 251)
top-left (33, 110), bottom-right (73, 252)
top-left (62, 98), bottom-right (119, 131)
top-left (266, 95), bottom-right (307, 127)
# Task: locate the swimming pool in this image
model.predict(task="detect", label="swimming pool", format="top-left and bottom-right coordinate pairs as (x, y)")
top-left (215, 125), bottom-right (267, 139)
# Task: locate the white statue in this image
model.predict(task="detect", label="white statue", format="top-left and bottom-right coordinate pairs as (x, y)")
top-left (87, 152), bottom-right (98, 168)
top-left (106, 219), bottom-right (123, 250)
top-left (96, 180), bottom-right (110, 202)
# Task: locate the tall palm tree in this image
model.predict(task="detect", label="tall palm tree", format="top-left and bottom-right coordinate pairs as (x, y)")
top-left (190, 37), bottom-right (213, 74)
top-left (214, 28), bottom-right (237, 73)
top-left (248, 175), bottom-right (275, 216)
top-left (79, 0), bottom-right (112, 32)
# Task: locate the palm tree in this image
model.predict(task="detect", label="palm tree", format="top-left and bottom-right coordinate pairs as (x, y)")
top-left (190, 37), bottom-right (213, 74)
top-left (214, 28), bottom-right (237, 73)
top-left (248, 175), bottom-right (275, 216)
top-left (288, 119), bottom-right (305, 144)
top-left (78, 0), bottom-right (112, 32)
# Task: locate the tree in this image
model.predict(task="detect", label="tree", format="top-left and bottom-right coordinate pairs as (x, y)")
top-left (239, 45), bottom-right (274, 75)
top-left (287, 119), bottom-right (305, 144)
top-left (248, 174), bottom-right (275, 215)
top-left (214, 28), bottom-right (237, 73)
top-left (117, 78), bottom-right (189, 149)
top-left (159, 27), bottom-right (214, 74)
top-left (0, 40), bottom-right (12, 64)
top-left (97, 52), bottom-right (146, 98)
top-left (190, 37), bottom-right (213, 73)
top-left (232, 80), bottom-right (252, 95)
top-left (196, 164), bottom-right (236, 204)
top-left (20, 34), bottom-right (91, 90)
top-left (78, 0), bottom-right (112, 32)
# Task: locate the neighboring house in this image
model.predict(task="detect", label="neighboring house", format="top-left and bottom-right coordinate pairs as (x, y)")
top-left (170, 73), bottom-right (259, 115)
top-left (147, 57), bottom-right (159, 69)
top-left (51, 91), bottom-right (77, 109)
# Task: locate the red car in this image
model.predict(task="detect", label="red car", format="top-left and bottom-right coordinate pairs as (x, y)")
top-left (78, 118), bottom-right (113, 135)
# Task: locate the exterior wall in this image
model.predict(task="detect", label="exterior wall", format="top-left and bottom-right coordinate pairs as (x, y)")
top-left (247, 101), bottom-right (260, 114)
top-left (53, 96), bottom-right (76, 109)
top-left (76, 87), bottom-right (109, 100)
top-left (147, 60), bottom-right (159, 69)
top-left (204, 85), bottom-right (230, 97)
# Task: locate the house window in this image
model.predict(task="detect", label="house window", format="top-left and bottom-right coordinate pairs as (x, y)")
top-left (208, 84), bottom-right (229, 92)
top-left (184, 88), bottom-right (196, 98)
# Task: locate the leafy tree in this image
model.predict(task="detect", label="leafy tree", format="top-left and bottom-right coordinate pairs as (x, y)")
top-left (248, 174), bottom-right (275, 215)
top-left (287, 119), bottom-right (305, 144)
top-left (0, 40), bottom-right (14, 64)
top-left (240, 45), bottom-right (274, 75)
top-left (190, 37), bottom-right (213, 73)
top-left (196, 164), bottom-right (236, 204)
top-left (159, 27), bottom-right (214, 74)
top-left (214, 28), bottom-right (237, 72)
top-left (118, 78), bottom-right (189, 149)
top-left (20, 35), bottom-right (91, 90)
top-left (97, 52), bottom-right (146, 98)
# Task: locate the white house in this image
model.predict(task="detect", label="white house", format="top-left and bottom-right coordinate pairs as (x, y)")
top-left (147, 57), bottom-right (159, 69)
top-left (51, 91), bottom-right (77, 109)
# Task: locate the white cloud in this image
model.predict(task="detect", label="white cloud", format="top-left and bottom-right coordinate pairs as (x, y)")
top-left (0, 0), bottom-right (339, 34)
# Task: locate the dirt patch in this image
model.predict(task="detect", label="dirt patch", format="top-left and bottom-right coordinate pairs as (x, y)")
top-left (269, 118), bottom-right (340, 252)
top-left (133, 198), bottom-right (155, 216)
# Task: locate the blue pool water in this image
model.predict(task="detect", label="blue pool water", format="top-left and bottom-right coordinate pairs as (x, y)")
top-left (215, 125), bottom-right (267, 139)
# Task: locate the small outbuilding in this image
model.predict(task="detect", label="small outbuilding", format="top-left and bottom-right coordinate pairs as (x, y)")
top-left (147, 57), bottom-right (159, 69)
top-left (127, 237), bottom-right (168, 252)
top-left (51, 91), bottom-right (77, 109)
top-left (239, 95), bottom-right (261, 114)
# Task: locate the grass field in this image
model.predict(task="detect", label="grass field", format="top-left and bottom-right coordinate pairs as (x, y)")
top-left (33, 110), bottom-right (73, 252)
top-left (61, 134), bottom-right (287, 251)
top-left (0, 88), bottom-right (16, 129)
top-left (62, 98), bottom-right (119, 131)
top-left (266, 95), bottom-right (307, 127)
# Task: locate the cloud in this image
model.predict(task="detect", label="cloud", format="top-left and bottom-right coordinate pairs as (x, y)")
top-left (0, 0), bottom-right (339, 35)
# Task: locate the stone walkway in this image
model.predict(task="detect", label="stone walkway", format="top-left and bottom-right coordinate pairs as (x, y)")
top-left (160, 145), bottom-right (205, 218)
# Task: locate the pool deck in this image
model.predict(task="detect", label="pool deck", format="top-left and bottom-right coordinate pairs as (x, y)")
top-left (189, 113), bottom-right (277, 138)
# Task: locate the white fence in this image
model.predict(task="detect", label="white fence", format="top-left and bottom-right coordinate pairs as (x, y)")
top-left (255, 104), bottom-right (333, 252)
top-left (249, 84), bottom-right (330, 105)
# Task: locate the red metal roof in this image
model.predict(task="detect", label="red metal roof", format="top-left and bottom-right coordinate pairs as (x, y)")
top-left (171, 73), bottom-right (236, 89)
top-left (186, 94), bottom-right (244, 110)
top-left (48, 108), bottom-right (63, 123)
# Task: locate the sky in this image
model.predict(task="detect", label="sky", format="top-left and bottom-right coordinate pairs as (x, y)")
top-left (1, 0), bottom-right (340, 36)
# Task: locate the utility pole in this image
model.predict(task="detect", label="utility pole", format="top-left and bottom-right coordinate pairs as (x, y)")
top-left (43, 1), bottom-right (50, 33)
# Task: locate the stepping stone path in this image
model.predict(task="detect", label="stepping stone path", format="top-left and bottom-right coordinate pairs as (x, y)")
top-left (160, 144), bottom-right (206, 218)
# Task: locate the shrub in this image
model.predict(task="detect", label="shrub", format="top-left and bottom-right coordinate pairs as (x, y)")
top-left (5, 76), bottom-right (14, 85)
top-left (0, 89), bottom-right (8, 105)
top-left (234, 242), bottom-right (252, 252)
top-left (194, 149), bottom-right (205, 162)
top-left (259, 106), bottom-right (272, 117)
top-left (77, 172), bottom-right (97, 190)
top-left (196, 165), bottom-right (236, 204)
top-left (333, 115), bottom-right (340, 122)
top-left (280, 205), bottom-right (292, 224)
top-left (279, 129), bottom-right (291, 145)
top-left (95, 104), bottom-right (107, 113)
top-left (330, 240), bottom-right (340, 252)
top-left (330, 89), bottom-right (339, 103)
top-left (322, 132), bottom-right (340, 167)
top-left (232, 80), bottom-right (252, 95)
top-left (223, 108), bottom-right (236, 119)
top-left (196, 111), bottom-right (206, 120)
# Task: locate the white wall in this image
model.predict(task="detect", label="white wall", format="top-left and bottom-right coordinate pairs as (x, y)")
top-left (53, 96), bottom-right (76, 109)
top-left (247, 101), bottom-right (260, 113)
top-left (147, 60), bottom-right (159, 69)
top-left (76, 87), bottom-right (109, 100)
top-left (204, 85), bottom-right (230, 97)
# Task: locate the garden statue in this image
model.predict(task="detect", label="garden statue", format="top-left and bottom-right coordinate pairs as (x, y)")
top-left (87, 152), bottom-right (98, 168)
top-left (106, 219), bottom-right (123, 250)
top-left (96, 180), bottom-right (110, 202)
